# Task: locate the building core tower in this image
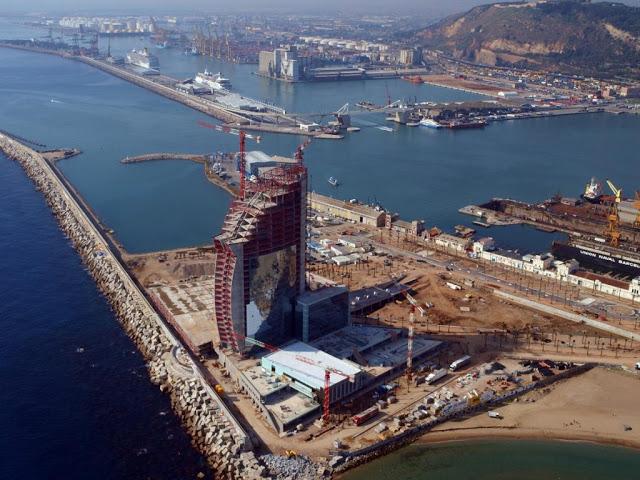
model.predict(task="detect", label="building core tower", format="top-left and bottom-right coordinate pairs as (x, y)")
top-left (213, 162), bottom-right (307, 352)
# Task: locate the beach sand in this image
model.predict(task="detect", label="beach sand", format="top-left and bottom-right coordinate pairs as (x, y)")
top-left (421, 367), bottom-right (640, 449)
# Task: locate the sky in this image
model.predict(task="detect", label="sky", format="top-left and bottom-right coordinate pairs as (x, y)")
top-left (1, 0), bottom-right (639, 17)
top-left (0, 0), bottom-right (533, 17)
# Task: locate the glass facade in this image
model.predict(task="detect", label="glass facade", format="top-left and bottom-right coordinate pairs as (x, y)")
top-left (295, 287), bottom-right (350, 342)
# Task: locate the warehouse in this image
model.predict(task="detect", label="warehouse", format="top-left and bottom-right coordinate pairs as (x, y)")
top-left (309, 192), bottom-right (386, 227)
top-left (261, 341), bottom-right (365, 403)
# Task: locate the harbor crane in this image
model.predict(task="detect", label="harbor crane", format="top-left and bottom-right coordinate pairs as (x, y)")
top-left (197, 120), bottom-right (261, 198)
top-left (231, 332), bottom-right (354, 424)
top-left (605, 179), bottom-right (622, 247)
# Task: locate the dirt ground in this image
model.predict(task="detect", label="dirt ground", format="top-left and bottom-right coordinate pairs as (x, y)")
top-left (423, 366), bottom-right (640, 449)
top-left (123, 246), bottom-right (216, 286)
top-left (422, 74), bottom-right (506, 95)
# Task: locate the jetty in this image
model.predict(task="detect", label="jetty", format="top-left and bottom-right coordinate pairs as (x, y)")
top-left (0, 132), bottom-right (266, 479)
top-left (121, 152), bottom-right (207, 164)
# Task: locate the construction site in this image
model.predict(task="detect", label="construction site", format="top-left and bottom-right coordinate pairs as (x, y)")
top-left (107, 123), bottom-right (640, 473)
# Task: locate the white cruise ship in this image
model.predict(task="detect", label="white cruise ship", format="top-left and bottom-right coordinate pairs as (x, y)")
top-left (194, 70), bottom-right (232, 91)
top-left (125, 48), bottom-right (159, 70)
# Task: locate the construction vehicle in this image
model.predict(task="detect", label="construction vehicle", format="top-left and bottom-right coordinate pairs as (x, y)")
top-left (605, 179), bottom-right (622, 247)
top-left (284, 450), bottom-right (297, 458)
top-left (214, 384), bottom-right (224, 394)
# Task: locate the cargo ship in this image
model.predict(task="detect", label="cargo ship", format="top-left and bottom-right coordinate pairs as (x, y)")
top-left (440, 119), bottom-right (487, 130)
top-left (552, 238), bottom-right (640, 279)
top-left (125, 48), bottom-right (159, 70)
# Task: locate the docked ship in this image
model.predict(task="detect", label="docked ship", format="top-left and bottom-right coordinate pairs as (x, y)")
top-left (125, 48), bottom-right (159, 70)
top-left (441, 119), bottom-right (487, 130)
top-left (581, 177), bottom-right (603, 203)
top-left (419, 118), bottom-right (442, 129)
top-left (552, 238), bottom-right (640, 279)
top-left (194, 70), bottom-right (232, 91)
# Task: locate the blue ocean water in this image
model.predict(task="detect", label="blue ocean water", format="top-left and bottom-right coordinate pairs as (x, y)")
top-left (0, 153), bottom-right (210, 478)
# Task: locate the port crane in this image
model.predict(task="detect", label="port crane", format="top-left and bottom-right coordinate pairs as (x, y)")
top-left (231, 332), bottom-right (354, 424)
top-left (605, 179), bottom-right (622, 247)
top-left (197, 120), bottom-right (261, 198)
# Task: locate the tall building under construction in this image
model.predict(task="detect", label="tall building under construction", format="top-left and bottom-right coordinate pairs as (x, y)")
top-left (213, 161), bottom-right (307, 352)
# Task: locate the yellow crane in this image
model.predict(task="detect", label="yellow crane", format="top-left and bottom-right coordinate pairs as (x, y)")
top-left (605, 179), bottom-right (622, 247)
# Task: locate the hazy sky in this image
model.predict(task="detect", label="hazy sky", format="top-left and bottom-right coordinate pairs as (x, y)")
top-left (0, 0), bottom-right (533, 16)
top-left (2, 0), bottom-right (639, 17)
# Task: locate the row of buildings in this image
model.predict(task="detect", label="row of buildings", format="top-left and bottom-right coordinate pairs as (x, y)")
top-left (433, 235), bottom-right (640, 302)
top-left (257, 44), bottom-right (424, 82)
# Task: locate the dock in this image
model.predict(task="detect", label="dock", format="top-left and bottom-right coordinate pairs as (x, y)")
top-left (0, 42), bottom-right (332, 139)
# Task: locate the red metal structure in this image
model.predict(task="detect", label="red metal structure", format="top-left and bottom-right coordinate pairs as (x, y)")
top-left (197, 120), bottom-right (261, 199)
top-left (212, 146), bottom-right (307, 352)
top-left (294, 354), bottom-right (354, 424)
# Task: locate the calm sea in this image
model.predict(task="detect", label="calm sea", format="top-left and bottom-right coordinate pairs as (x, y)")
top-left (2, 18), bottom-right (640, 479)
top-left (341, 440), bottom-right (640, 480)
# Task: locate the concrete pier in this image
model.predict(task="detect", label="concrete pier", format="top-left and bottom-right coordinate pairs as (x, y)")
top-left (0, 133), bottom-right (267, 479)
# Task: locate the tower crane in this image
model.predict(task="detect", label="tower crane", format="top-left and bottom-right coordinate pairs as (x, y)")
top-left (197, 120), bottom-right (261, 198)
top-left (406, 305), bottom-right (415, 390)
top-left (231, 332), bottom-right (354, 424)
top-left (605, 179), bottom-right (622, 247)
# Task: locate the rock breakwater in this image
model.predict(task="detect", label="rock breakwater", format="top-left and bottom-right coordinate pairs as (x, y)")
top-left (0, 133), bottom-right (267, 479)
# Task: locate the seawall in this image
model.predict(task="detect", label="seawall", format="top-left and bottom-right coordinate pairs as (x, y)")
top-left (0, 133), bottom-right (268, 479)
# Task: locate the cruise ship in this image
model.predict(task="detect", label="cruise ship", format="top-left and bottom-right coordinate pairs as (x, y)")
top-left (419, 118), bottom-right (442, 129)
top-left (125, 48), bottom-right (159, 70)
top-left (194, 70), bottom-right (232, 91)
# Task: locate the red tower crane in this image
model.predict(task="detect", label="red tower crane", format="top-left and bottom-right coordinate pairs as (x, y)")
top-left (197, 120), bottom-right (261, 198)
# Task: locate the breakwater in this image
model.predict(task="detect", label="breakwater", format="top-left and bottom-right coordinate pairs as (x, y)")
top-left (121, 152), bottom-right (206, 164)
top-left (0, 132), bottom-right (267, 479)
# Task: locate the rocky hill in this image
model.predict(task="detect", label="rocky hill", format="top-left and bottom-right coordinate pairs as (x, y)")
top-left (415, 0), bottom-right (640, 78)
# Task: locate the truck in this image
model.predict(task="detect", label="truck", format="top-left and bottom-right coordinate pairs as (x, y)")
top-left (426, 368), bottom-right (448, 385)
top-left (449, 355), bottom-right (471, 371)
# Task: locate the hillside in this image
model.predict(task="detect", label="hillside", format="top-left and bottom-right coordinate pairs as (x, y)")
top-left (415, 0), bottom-right (640, 78)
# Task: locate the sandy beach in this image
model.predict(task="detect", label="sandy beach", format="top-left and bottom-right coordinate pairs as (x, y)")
top-left (420, 367), bottom-right (640, 449)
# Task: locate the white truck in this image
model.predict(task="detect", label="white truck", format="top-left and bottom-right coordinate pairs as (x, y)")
top-left (426, 368), bottom-right (448, 385)
top-left (449, 355), bottom-right (471, 371)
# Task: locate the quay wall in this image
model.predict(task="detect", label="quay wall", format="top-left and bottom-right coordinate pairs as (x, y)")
top-left (0, 133), bottom-right (268, 479)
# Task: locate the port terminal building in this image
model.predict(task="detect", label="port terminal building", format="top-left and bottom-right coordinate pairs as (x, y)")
top-left (309, 192), bottom-right (386, 227)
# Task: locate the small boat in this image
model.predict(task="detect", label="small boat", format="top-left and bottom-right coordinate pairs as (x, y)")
top-left (377, 126), bottom-right (394, 132)
top-left (328, 176), bottom-right (339, 187)
top-left (406, 122), bottom-right (420, 127)
top-left (346, 127), bottom-right (361, 132)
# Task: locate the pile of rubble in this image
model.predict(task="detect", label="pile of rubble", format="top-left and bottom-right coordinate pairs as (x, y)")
top-left (260, 454), bottom-right (329, 480)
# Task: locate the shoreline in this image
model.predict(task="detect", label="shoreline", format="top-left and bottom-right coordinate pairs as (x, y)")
top-left (418, 428), bottom-right (640, 452)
